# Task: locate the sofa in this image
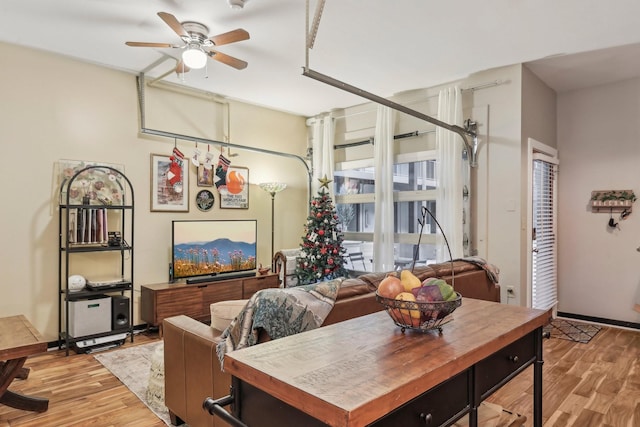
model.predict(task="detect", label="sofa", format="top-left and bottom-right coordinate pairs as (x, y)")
top-left (162, 260), bottom-right (500, 427)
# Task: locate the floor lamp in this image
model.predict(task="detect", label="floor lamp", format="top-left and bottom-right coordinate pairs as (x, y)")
top-left (259, 182), bottom-right (287, 271)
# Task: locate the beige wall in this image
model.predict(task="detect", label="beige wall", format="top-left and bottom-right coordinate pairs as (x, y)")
top-left (557, 77), bottom-right (640, 324)
top-left (0, 42), bottom-right (308, 341)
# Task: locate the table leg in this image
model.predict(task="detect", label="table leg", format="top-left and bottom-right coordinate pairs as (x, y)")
top-left (0, 362), bottom-right (29, 380)
top-left (0, 357), bottom-right (49, 412)
top-left (0, 390), bottom-right (49, 412)
top-left (533, 327), bottom-right (543, 427)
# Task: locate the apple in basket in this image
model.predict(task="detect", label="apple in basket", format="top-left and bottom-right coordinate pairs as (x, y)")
top-left (412, 278), bottom-right (458, 321)
top-left (412, 278), bottom-right (456, 302)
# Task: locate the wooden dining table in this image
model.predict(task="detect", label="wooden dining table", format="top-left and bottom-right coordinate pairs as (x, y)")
top-left (0, 315), bottom-right (49, 412)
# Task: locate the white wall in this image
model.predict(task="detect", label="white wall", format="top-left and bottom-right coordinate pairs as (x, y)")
top-left (557, 77), bottom-right (640, 324)
top-left (465, 65), bottom-right (525, 304)
top-left (330, 64), bottom-right (529, 304)
top-left (0, 42), bottom-right (308, 341)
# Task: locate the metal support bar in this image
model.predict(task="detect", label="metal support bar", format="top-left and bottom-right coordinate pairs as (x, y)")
top-left (334, 130), bottom-right (425, 150)
top-left (203, 395), bottom-right (249, 427)
top-left (135, 73), bottom-right (313, 200)
top-left (302, 68), bottom-right (479, 167)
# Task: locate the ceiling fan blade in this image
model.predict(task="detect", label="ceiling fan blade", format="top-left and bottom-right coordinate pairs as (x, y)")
top-left (209, 29), bottom-right (250, 46)
top-left (208, 50), bottom-right (248, 70)
top-left (158, 11), bottom-right (189, 39)
top-left (125, 41), bottom-right (176, 48)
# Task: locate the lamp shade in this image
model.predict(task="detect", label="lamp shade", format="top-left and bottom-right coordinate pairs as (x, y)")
top-left (182, 46), bottom-right (207, 69)
top-left (259, 182), bottom-right (287, 195)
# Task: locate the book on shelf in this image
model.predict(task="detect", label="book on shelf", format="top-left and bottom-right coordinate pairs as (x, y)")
top-left (69, 207), bottom-right (111, 245)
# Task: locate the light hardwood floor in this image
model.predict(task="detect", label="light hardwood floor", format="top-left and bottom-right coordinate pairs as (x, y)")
top-left (0, 332), bottom-right (163, 427)
top-left (0, 325), bottom-right (638, 426)
top-left (486, 324), bottom-right (640, 427)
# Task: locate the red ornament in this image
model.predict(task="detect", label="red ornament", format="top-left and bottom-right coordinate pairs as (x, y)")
top-left (318, 230), bottom-right (325, 236)
top-left (320, 247), bottom-right (327, 255)
top-left (324, 268), bottom-right (331, 274)
top-left (316, 213), bottom-right (322, 218)
top-left (328, 258), bottom-right (334, 265)
top-left (333, 249), bottom-right (338, 254)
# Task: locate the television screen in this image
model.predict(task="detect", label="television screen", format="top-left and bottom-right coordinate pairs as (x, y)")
top-left (172, 220), bottom-right (257, 280)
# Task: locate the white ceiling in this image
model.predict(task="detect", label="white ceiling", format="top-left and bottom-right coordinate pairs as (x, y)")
top-left (2, 0), bottom-right (640, 117)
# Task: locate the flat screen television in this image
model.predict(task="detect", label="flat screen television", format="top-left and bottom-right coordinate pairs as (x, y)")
top-left (171, 219), bottom-right (257, 281)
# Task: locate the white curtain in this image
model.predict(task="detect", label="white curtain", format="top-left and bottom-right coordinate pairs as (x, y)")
top-left (435, 86), bottom-right (465, 262)
top-left (373, 106), bottom-right (396, 272)
top-left (310, 114), bottom-right (335, 198)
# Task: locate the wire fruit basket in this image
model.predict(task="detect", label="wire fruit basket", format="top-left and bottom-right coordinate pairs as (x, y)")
top-left (375, 292), bottom-right (462, 333)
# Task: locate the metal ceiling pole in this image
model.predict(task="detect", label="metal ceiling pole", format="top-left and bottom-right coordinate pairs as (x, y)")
top-left (301, 68), bottom-right (479, 167)
top-left (134, 73), bottom-right (313, 201)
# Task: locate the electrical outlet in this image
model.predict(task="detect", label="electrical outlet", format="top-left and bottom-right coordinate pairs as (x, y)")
top-left (506, 286), bottom-right (515, 296)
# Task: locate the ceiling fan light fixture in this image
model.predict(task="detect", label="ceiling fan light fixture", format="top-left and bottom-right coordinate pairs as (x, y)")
top-left (182, 45), bottom-right (207, 69)
top-left (228, 0), bottom-right (247, 10)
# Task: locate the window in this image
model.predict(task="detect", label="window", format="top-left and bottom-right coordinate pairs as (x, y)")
top-left (334, 151), bottom-right (439, 270)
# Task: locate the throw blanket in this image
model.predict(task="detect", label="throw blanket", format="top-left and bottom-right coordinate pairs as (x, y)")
top-left (453, 256), bottom-right (501, 283)
top-left (216, 278), bottom-right (342, 370)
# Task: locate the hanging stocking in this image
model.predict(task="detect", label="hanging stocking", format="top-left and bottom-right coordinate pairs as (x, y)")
top-left (203, 148), bottom-right (214, 170)
top-left (191, 145), bottom-right (201, 167)
top-left (214, 154), bottom-right (231, 190)
top-left (167, 147), bottom-right (184, 193)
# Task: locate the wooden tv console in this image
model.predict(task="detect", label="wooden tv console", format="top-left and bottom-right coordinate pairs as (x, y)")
top-left (141, 273), bottom-right (278, 328)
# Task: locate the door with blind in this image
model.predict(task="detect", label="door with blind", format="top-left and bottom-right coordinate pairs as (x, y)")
top-left (532, 154), bottom-right (558, 313)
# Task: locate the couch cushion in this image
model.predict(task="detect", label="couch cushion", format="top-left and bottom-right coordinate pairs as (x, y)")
top-left (210, 299), bottom-right (249, 332)
top-left (336, 278), bottom-right (377, 299)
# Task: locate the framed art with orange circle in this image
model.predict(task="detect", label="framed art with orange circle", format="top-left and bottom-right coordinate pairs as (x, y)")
top-left (218, 166), bottom-right (249, 209)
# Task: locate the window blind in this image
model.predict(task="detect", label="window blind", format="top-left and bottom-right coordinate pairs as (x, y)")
top-left (532, 158), bottom-right (558, 311)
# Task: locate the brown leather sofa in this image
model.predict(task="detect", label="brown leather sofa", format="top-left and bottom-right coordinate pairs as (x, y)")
top-left (163, 260), bottom-right (500, 427)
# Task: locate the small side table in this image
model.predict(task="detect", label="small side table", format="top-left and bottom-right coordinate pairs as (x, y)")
top-left (0, 315), bottom-right (49, 412)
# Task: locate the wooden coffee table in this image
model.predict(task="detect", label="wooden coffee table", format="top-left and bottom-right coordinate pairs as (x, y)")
top-left (0, 315), bottom-right (49, 412)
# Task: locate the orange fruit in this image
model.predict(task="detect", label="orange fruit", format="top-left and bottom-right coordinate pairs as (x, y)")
top-left (378, 276), bottom-right (404, 299)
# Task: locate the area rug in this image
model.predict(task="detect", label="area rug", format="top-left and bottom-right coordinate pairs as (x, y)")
top-left (544, 318), bottom-right (602, 343)
top-left (94, 341), bottom-right (174, 426)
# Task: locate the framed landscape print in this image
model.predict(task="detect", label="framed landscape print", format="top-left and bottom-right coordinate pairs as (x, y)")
top-left (150, 153), bottom-right (189, 212)
top-left (219, 166), bottom-right (249, 209)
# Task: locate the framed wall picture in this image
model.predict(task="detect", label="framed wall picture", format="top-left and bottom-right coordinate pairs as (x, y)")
top-left (197, 164), bottom-right (214, 187)
top-left (218, 166), bottom-right (249, 209)
top-left (150, 153), bottom-right (189, 212)
top-left (54, 159), bottom-right (125, 206)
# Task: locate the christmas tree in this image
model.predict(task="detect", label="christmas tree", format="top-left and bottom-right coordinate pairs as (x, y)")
top-left (295, 176), bottom-right (348, 285)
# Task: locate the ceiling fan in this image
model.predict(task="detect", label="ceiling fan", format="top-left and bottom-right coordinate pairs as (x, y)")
top-left (125, 12), bottom-right (249, 72)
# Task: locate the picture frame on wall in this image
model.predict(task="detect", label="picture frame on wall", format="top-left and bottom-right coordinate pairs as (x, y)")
top-left (54, 159), bottom-right (125, 207)
top-left (197, 165), bottom-right (214, 187)
top-left (218, 166), bottom-right (249, 209)
top-left (150, 153), bottom-right (189, 212)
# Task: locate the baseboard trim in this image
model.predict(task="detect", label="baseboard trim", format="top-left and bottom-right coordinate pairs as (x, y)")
top-left (557, 312), bottom-right (639, 330)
